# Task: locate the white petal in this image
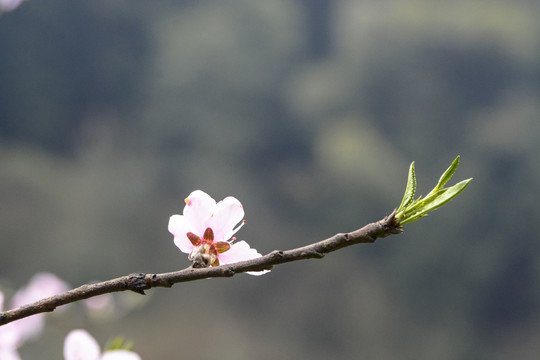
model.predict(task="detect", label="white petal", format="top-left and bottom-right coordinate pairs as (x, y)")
top-left (209, 196), bottom-right (245, 241)
top-left (168, 215), bottom-right (194, 254)
top-left (217, 241), bottom-right (270, 276)
top-left (183, 190), bottom-right (216, 234)
top-left (0, 349), bottom-right (21, 360)
top-left (64, 329), bottom-right (101, 360)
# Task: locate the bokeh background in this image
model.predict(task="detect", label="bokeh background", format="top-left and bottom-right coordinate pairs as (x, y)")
top-left (1, 0), bottom-right (540, 359)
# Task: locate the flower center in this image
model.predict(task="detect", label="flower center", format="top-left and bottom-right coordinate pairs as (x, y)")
top-left (187, 227), bottom-right (231, 268)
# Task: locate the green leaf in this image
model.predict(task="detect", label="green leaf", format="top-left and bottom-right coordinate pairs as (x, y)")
top-left (399, 178), bottom-right (472, 225)
top-left (431, 155), bottom-right (460, 194)
top-left (104, 336), bottom-right (134, 351)
top-left (424, 178), bottom-right (471, 212)
top-left (397, 161), bottom-right (416, 212)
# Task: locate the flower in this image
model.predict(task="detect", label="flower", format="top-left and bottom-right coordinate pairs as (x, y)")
top-left (10, 272), bottom-right (70, 343)
top-left (0, 292), bottom-right (22, 360)
top-left (168, 190), bottom-right (269, 275)
top-left (0, 272), bottom-right (70, 360)
top-left (63, 329), bottom-right (141, 360)
top-left (0, 0), bottom-right (25, 13)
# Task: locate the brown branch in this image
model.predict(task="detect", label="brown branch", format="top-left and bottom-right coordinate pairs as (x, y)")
top-left (0, 211), bottom-right (402, 327)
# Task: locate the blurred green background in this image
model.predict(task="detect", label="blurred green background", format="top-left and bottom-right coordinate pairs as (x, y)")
top-left (1, 0), bottom-right (540, 359)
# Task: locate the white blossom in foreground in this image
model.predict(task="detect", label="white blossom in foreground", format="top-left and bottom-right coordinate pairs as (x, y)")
top-left (63, 329), bottom-right (141, 360)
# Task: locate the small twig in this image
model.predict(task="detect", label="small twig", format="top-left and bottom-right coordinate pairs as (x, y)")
top-left (0, 211), bottom-right (402, 326)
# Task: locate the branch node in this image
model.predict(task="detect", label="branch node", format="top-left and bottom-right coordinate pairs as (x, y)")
top-left (378, 210), bottom-right (403, 237)
top-left (127, 273), bottom-right (150, 295)
top-left (270, 250), bottom-right (284, 260)
top-left (223, 268), bottom-right (235, 277)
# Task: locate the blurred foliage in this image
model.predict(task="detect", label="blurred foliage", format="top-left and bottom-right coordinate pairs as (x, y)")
top-left (1, 0), bottom-right (540, 359)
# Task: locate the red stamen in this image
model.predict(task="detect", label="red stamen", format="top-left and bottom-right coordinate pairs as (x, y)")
top-left (203, 227), bottom-right (214, 242)
top-left (186, 232), bottom-right (201, 246)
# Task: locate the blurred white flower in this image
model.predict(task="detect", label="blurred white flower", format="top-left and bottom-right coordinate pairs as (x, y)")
top-left (84, 293), bottom-right (115, 321)
top-left (0, 0), bottom-right (25, 13)
top-left (10, 272), bottom-right (70, 342)
top-left (64, 329), bottom-right (141, 360)
top-left (0, 292), bottom-right (22, 360)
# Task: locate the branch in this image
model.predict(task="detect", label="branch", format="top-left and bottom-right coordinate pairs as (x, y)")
top-left (0, 211), bottom-right (402, 327)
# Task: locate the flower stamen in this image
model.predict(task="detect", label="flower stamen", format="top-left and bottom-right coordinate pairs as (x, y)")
top-left (227, 219), bottom-right (246, 240)
top-left (186, 232), bottom-right (201, 246)
top-left (203, 227), bottom-right (214, 242)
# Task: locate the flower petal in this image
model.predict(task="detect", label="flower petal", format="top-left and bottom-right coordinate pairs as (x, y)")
top-left (63, 329), bottom-right (100, 360)
top-left (183, 190), bottom-right (216, 235)
top-left (208, 196), bottom-right (245, 241)
top-left (10, 272), bottom-right (69, 343)
top-left (168, 215), bottom-right (195, 254)
top-left (0, 293), bottom-right (21, 352)
top-left (217, 240), bottom-right (270, 276)
top-left (0, 349), bottom-right (21, 360)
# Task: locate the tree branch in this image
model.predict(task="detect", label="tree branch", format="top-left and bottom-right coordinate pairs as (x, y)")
top-left (0, 211), bottom-right (402, 327)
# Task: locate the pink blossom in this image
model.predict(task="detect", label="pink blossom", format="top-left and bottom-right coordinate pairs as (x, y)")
top-left (63, 329), bottom-right (141, 360)
top-left (11, 272), bottom-right (70, 307)
top-left (10, 272), bottom-right (70, 343)
top-left (0, 273), bottom-right (70, 358)
top-left (84, 293), bottom-right (115, 320)
top-left (0, 348), bottom-right (21, 360)
top-left (0, 0), bottom-right (25, 13)
top-left (168, 190), bottom-right (269, 275)
top-left (0, 292), bottom-right (22, 360)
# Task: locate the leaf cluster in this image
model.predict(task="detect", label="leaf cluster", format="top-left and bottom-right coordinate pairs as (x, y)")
top-left (396, 156), bottom-right (472, 225)
top-left (104, 336), bottom-right (134, 352)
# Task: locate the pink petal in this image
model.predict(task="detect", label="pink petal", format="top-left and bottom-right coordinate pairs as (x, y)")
top-left (0, 293), bottom-right (23, 350)
top-left (0, 0), bottom-right (23, 13)
top-left (101, 350), bottom-right (141, 360)
top-left (0, 349), bottom-right (21, 360)
top-left (168, 215), bottom-right (195, 254)
top-left (208, 196), bottom-right (245, 241)
top-left (183, 190), bottom-right (216, 235)
top-left (6, 315), bottom-right (44, 347)
top-left (12, 273), bottom-right (69, 307)
top-left (10, 273), bottom-right (68, 344)
top-left (63, 329), bottom-right (100, 360)
top-left (0, 317), bottom-right (20, 352)
top-left (217, 241), bottom-right (270, 276)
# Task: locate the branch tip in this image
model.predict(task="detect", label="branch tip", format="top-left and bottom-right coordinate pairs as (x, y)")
top-left (379, 209), bottom-right (403, 237)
